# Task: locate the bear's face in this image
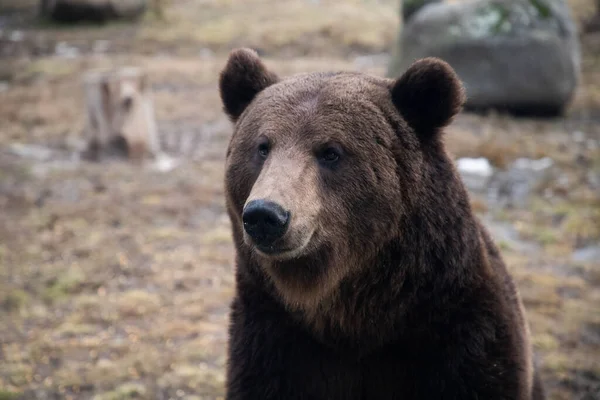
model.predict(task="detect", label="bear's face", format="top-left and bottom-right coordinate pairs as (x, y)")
top-left (220, 49), bottom-right (465, 307)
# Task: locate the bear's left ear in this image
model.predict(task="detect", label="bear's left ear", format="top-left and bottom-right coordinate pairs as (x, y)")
top-left (219, 48), bottom-right (280, 122)
top-left (390, 57), bottom-right (466, 137)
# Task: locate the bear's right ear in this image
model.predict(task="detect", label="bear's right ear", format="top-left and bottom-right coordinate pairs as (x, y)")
top-left (390, 57), bottom-right (465, 138)
top-left (219, 48), bottom-right (280, 122)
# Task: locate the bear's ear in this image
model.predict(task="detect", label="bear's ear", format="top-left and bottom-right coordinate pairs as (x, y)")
top-left (390, 57), bottom-right (466, 137)
top-left (219, 48), bottom-right (280, 122)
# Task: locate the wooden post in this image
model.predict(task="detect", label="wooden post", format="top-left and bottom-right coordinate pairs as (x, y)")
top-left (81, 67), bottom-right (160, 162)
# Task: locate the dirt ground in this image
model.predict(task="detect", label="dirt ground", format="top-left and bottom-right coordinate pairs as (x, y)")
top-left (0, 1), bottom-right (599, 399)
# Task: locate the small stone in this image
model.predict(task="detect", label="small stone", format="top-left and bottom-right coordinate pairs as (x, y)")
top-left (10, 30), bottom-right (24, 42)
top-left (9, 143), bottom-right (54, 161)
top-left (512, 157), bottom-right (554, 172)
top-left (457, 157), bottom-right (494, 176)
top-left (571, 246), bottom-right (600, 263)
top-left (199, 48), bottom-right (214, 60)
top-left (573, 130), bottom-right (585, 143)
top-left (487, 157), bottom-right (557, 208)
top-left (587, 171), bottom-right (600, 190)
top-left (96, 358), bottom-right (114, 369)
top-left (457, 157), bottom-right (494, 193)
top-left (93, 40), bottom-right (110, 53)
top-left (55, 42), bottom-right (80, 59)
top-left (149, 153), bottom-right (180, 173)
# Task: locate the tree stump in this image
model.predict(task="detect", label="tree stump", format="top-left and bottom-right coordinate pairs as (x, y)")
top-left (81, 67), bottom-right (161, 162)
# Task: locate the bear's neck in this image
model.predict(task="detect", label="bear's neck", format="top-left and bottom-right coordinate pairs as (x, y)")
top-left (302, 151), bottom-right (490, 352)
top-left (306, 213), bottom-right (487, 353)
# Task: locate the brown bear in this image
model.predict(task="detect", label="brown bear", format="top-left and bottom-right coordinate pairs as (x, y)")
top-left (219, 48), bottom-right (546, 400)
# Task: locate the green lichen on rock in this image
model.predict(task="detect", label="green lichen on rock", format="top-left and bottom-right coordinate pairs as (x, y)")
top-left (489, 4), bottom-right (511, 34)
top-left (463, 3), bottom-right (511, 38)
top-left (529, 0), bottom-right (552, 19)
top-left (454, 0), bottom-right (560, 39)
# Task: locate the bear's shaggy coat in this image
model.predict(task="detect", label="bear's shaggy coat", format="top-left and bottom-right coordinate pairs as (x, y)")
top-left (219, 48), bottom-right (545, 400)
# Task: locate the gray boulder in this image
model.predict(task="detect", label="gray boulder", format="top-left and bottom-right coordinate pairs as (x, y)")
top-left (388, 0), bottom-right (443, 80)
top-left (40, 0), bottom-right (147, 24)
top-left (388, 0), bottom-right (581, 116)
top-left (403, 0), bottom-right (442, 20)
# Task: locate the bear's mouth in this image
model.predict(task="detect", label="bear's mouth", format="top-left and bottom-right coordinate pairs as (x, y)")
top-left (252, 230), bottom-right (315, 261)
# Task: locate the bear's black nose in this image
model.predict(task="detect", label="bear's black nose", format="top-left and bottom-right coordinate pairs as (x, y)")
top-left (242, 200), bottom-right (290, 247)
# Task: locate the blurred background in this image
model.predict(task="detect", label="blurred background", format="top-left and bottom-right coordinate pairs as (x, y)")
top-left (0, 0), bottom-right (598, 399)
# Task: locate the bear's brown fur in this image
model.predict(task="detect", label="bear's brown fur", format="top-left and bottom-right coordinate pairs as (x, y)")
top-left (219, 48), bottom-right (546, 400)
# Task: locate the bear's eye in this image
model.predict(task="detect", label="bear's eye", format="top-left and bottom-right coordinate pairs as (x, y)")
top-left (317, 145), bottom-right (342, 166)
top-left (257, 142), bottom-right (270, 159)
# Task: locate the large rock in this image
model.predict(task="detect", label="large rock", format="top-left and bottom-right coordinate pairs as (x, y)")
top-left (388, 0), bottom-right (581, 116)
top-left (403, 0), bottom-right (442, 20)
top-left (387, 0), bottom-right (442, 77)
top-left (40, 0), bottom-right (147, 23)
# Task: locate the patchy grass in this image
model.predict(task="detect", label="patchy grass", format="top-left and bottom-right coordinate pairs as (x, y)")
top-left (42, 268), bottom-right (86, 304)
top-left (138, 0), bottom-right (397, 56)
top-left (0, 0), bottom-right (398, 59)
top-left (0, 391), bottom-right (22, 400)
top-left (0, 1), bottom-right (599, 399)
top-left (18, 58), bottom-right (79, 82)
top-left (1, 290), bottom-right (30, 313)
top-left (93, 382), bottom-right (148, 400)
top-left (116, 290), bottom-right (161, 318)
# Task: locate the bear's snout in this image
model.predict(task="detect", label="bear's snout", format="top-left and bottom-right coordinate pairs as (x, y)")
top-left (242, 199), bottom-right (290, 250)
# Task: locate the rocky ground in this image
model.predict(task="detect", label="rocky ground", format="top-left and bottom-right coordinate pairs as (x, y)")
top-left (0, 1), bottom-right (599, 399)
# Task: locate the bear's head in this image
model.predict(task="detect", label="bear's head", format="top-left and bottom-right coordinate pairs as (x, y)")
top-left (220, 48), bottom-right (466, 308)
